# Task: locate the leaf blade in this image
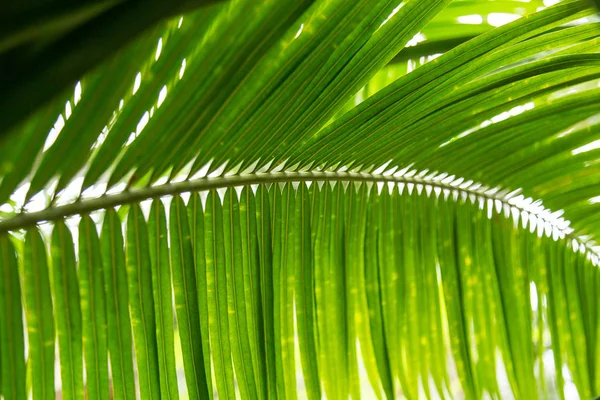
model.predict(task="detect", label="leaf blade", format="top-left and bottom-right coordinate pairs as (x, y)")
top-left (79, 215), bottom-right (109, 400)
top-left (24, 228), bottom-right (55, 400)
top-left (126, 204), bottom-right (161, 399)
top-left (51, 221), bottom-right (84, 400)
top-left (101, 209), bottom-right (136, 400)
top-left (0, 234), bottom-right (26, 400)
top-left (170, 195), bottom-right (209, 399)
top-left (148, 200), bottom-right (179, 400)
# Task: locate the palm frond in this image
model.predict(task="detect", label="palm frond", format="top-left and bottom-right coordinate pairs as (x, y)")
top-left (1, 183), bottom-right (598, 398)
top-left (0, 0), bottom-right (599, 399)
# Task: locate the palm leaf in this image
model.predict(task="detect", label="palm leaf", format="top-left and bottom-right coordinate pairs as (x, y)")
top-left (51, 221), bottom-right (84, 400)
top-left (101, 209), bottom-right (135, 399)
top-left (78, 215), bottom-right (109, 399)
top-left (0, 235), bottom-right (26, 399)
top-left (1, 0), bottom-right (600, 398)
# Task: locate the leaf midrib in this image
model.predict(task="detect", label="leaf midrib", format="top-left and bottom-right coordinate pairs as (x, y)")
top-left (0, 170), bottom-right (594, 260)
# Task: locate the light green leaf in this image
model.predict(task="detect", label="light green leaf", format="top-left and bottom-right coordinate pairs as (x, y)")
top-left (0, 234), bottom-right (26, 400)
top-left (256, 185), bottom-right (278, 399)
top-left (346, 184), bottom-right (386, 399)
top-left (313, 183), bottom-right (348, 400)
top-left (148, 200), bottom-right (179, 400)
top-left (101, 209), bottom-right (135, 400)
top-left (170, 195), bottom-right (209, 399)
top-left (294, 184), bottom-right (320, 400)
top-left (23, 228), bottom-right (55, 400)
top-left (79, 215), bottom-right (108, 399)
top-left (437, 196), bottom-right (476, 398)
top-left (204, 190), bottom-right (236, 398)
top-left (364, 187), bottom-right (395, 399)
top-left (51, 221), bottom-right (84, 400)
top-left (187, 193), bottom-right (213, 399)
top-left (238, 186), bottom-right (266, 399)
top-left (223, 189), bottom-right (259, 399)
top-left (126, 204), bottom-right (161, 399)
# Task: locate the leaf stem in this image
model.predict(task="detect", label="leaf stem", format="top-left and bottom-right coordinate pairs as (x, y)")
top-left (0, 170), bottom-right (595, 262)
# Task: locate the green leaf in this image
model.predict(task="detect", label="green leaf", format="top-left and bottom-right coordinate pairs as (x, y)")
top-left (419, 193), bottom-right (448, 396)
top-left (105, 0), bottom-right (313, 189)
top-left (439, 195), bottom-right (478, 398)
top-left (101, 209), bottom-right (135, 399)
top-left (51, 221), bottom-right (84, 400)
top-left (0, 234), bottom-right (26, 400)
top-left (78, 215), bottom-right (108, 399)
top-left (187, 193), bottom-right (213, 399)
top-left (492, 215), bottom-right (536, 399)
top-left (82, 6), bottom-right (223, 191)
top-left (294, 184), bottom-right (320, 400)
top-left (126, 204), bottom-right (161, 399)
top-left (373, 187), bottom-right (402, 396)
top-left (238, 187), bottom-right (266, 399)
top-left (559, 241), bottom-right (592, 397)
top-left (169, 195), bottom-right (209, 399)
top-left (223, 189), bottom-right (259, 399)
top-left (397, 191), bottom-right (422, 398)
top-left (294, 2), bottom-right (593, 170)
top-left (204, 190), bottom-right (236, 398)
top-left (23, 228), bottom-right (55, 400)
top-left (313, 183), bottom-right (348, 399)
top-left (26, 25), bottom-right (166, 200)
top-left (346, 184), bottom-right (387, 398)
top-left (270, 184), bottom-right (287, 399)
top-left (0, 97), bottom-right (65, 205)
top-left (364, 187), bottom-right (395, 399)
top-left (281, 185), bottom-right (299, 399)
top-left (148, 200), bottom-right (179, 400)
top-left (256, 185), bottom-right (278, 399)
